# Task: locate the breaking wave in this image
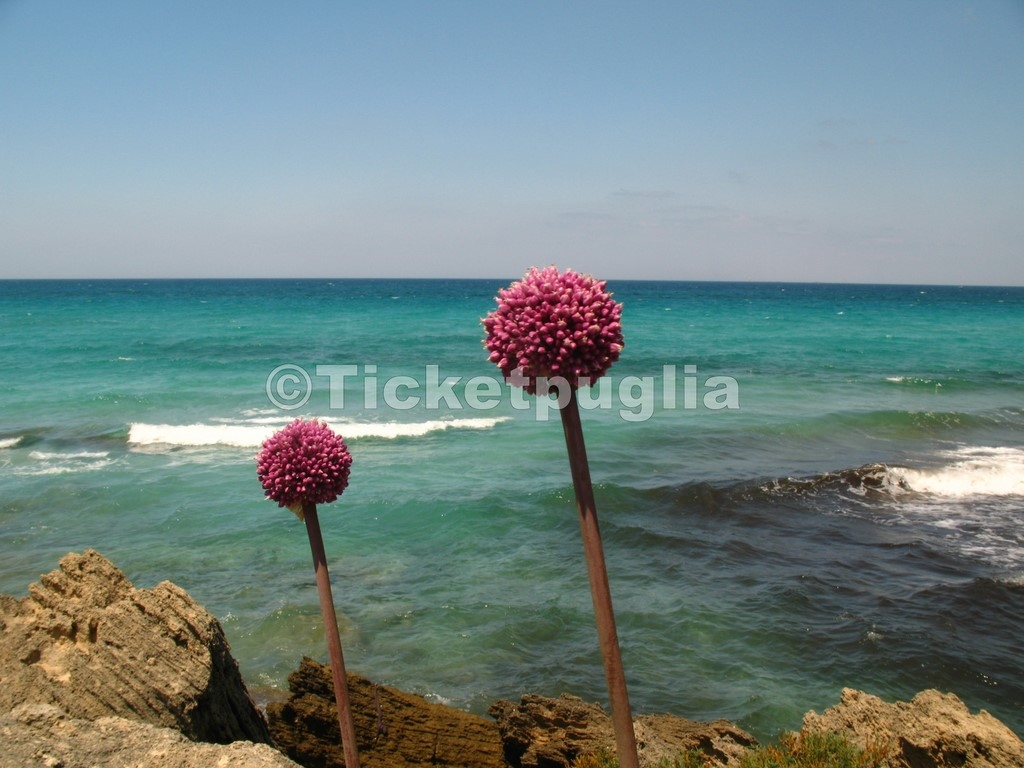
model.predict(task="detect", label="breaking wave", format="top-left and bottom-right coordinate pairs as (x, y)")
top-left (127, 416), bottom-right (510, 449)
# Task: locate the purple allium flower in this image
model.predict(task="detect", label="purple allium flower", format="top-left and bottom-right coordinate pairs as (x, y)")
top-left (483, 266), bottom-right (624, 395)
top-left (257, 418), bottom-right (352, 510)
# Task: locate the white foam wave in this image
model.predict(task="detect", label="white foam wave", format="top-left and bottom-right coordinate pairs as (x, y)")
top-left (0, 436), bottom-right (22, 449)
top-left (29, 450), bottom-right (110, 461)
top-left (338, 417), bottom-right (509, 440)
top-left (240, 408), bottom-right (282, 418)
top-left (892, 446), bottom-right (1024, 498)
top-left (17, 462), bottom-right (113, 476)
top-left (885, 375), bottom-right (942, 388)
top-left (128, 417), bottom-right (510, 448)
top-left (129, 423), bottom-right (280, 448)
top-left (15, 449), bottom-right (115, 476)
top-left (1001, 573), bottom-right (1024, 588)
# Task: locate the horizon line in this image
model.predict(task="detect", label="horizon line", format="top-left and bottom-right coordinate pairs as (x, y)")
top-left (1, 276), bottom-right (1022, 290)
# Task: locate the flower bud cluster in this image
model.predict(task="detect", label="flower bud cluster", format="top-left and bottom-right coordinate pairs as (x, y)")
top-left (483, 266), bottom-right (624, 395)
top-left (256, 418), bottom-right (352, 509)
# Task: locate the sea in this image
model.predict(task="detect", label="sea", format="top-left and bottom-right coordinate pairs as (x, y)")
top-left (1, 278), bottom-right (1021, 741)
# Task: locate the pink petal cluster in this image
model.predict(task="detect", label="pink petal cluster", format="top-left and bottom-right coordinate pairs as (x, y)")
top-left (257, 418), bottom-right (352, 509)
top-left (483, 266), bottom-right (624, 395)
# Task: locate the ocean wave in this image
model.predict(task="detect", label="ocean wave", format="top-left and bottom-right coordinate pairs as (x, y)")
top-left (127, 417), bottom-right (510, 448)
top-left (883, 372), bottom-right (1021, 392)
top-left (1000, 573), bottom-right (1024, 588)
top-left (884, 375), bottom-right (946, 388)
top-left (752, 446), bottom-right (1024, 502)
top-left (838, 409), bottom-right (1006, 434)
top-left (749, 463), bottom-right (909, 503)
top-left (0, 436), bottom-right (23, 449)
top-left (752, 407), bottom-right (1019, 444)
top-left (15, 463), bottom-right (114, 476)
top-left (12, 449), bottom-right (116, 476)
top-left (29, 450), bottom-right (111, 461)
top-left (891, 446), bottom-right (1024, 498)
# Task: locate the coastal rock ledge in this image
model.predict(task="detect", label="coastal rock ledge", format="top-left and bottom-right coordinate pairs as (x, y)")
top-left (267, 658), bottom-right (757, 768)
top-left (487, 693), bottom-right (757, 768)
top-left (267, 656), bottom-right (508, 768)
top-left (4, 551), bottom-right (1022, 768)
top-left (0, 549), bottom-right (285, 766)
top-left (1, 703), bottom-right (298, 768)
top-left (802, 687), bottom-right (1024, 768)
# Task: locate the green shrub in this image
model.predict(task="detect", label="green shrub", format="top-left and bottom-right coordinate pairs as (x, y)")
top-left (654, 750), bottom-right (716, 768)
top-left (570, 749), bottom-right (711, 768)
top-left (568, 731), bottom-right (890, 768)
top-left (570, 749), bottom-right (620, 768)
top-left (738, 730), bottom-right (890, 768)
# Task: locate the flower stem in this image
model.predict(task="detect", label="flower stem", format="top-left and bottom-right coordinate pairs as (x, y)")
top-left (303, 501), bottom-right (361, 768)
top-left (558, 389), bottom-right (640, 768)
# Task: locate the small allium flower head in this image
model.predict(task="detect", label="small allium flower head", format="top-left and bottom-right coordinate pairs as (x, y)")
top-left (483, 266), bottom-right (624, 395)
top-left (257, 418), bottom-right (352, 515)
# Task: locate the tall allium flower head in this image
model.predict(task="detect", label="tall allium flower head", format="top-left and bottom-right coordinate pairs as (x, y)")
top-left (483, 266), bottom-right (624, 395)
top-left (257, 418), bottom-right (352, 514)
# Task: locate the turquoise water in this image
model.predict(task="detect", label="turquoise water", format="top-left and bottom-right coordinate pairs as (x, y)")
top-left (1, 278), bottom-right (1022, 740)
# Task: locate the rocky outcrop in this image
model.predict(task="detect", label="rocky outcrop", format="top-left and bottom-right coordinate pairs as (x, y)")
top-left (267, 656), bottom-right (507, 768)
top-left (801, 688), bottom-right (1024, 768)
top-left (1, 703), bottom-right (299, 768)
top-left (0, 549), bottom-right (271, 744)
top-left (488, 693), bottom-right (756, 768)
top-left (266, 658), bottom-right (757, 768)
top-left (7, 551), bottom-right (1023, 768)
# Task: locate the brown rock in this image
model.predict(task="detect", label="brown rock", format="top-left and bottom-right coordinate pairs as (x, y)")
top-left (633, 713), bottom-right (757, 767)
top-left (267, 656), bottom-right (507, 768)
top-left (0, 549), bottom-right (271, 744)
top-left (802, 687), bottom-right (1024, 768)
top-left (488, 693), bottom-right (757, 768)
top-left (1, 703), bottom-right (300, 768)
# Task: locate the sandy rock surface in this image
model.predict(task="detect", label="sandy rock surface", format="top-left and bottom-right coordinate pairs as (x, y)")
top-left (0, 549), bottom-right (271, 743)
top-left (802, 687), bottom-right (1024, 768)
top-left (489, 693), bottom-right (756, 768)
top-left (1, 703), bottom-right (299, 768)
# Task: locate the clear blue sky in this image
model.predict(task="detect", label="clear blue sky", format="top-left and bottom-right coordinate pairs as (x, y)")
top-left (2, 1), bottom-right (1022, 284)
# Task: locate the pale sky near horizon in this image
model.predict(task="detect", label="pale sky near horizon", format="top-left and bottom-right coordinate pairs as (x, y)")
top-left (1, 1), bottom-right (1022, 284)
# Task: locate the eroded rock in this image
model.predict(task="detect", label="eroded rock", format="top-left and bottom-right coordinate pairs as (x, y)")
top-left (1, 703), bottom-right (300, 768)
top-left (488, 693), bottom-right (757, 768)
top-left (802, 687), bottom-right (1024, 768)
top-left (267, 656), bottom-right (507, 768)
top-left (0, 549), bottom-right (270, 744)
